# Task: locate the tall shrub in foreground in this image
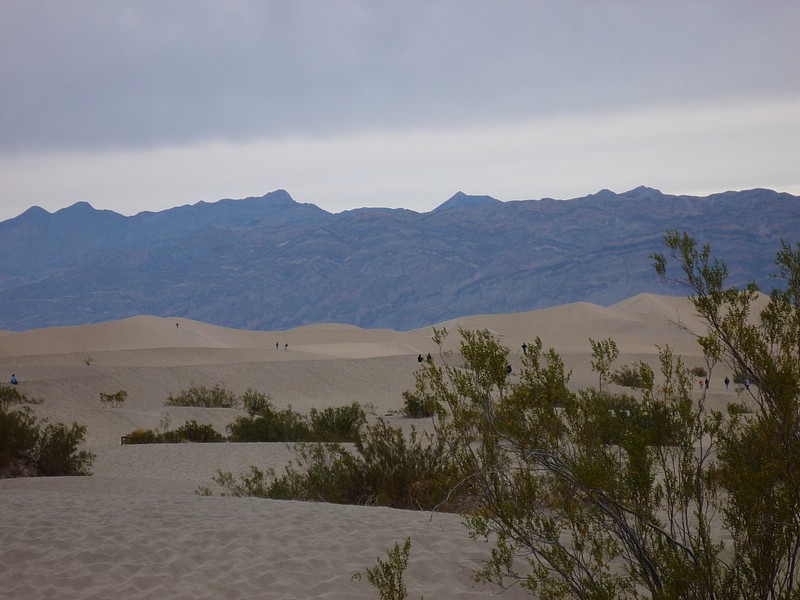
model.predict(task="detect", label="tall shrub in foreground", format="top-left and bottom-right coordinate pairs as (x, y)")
top-left (398, 234), bottom-right (800, 599)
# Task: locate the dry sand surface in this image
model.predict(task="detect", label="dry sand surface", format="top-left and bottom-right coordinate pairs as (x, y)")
top-left (0, 294), bottom-right (752, 599)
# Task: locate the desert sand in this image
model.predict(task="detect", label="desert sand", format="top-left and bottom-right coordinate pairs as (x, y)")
top-left (0, 294), bottom-right (747, 599)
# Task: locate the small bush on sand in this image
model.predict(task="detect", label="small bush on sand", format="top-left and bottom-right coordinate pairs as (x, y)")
top-left (165, 383), bottom-right (239, 408)
top-left (242, 388), bottom-right (272, 416)
top-left (212, 418), bottom-right (459, 510)
top-left (123, 420), bottom-right (225, 444)
top-left (353, 538), bottom-right (412, 600)
top-left (162, 420), bottom-right (225, 443)
top-left (99, 389), bottom-right (127, 408)
top-left (227, 400), bottom-right (366, 443)
top-left (309, 402), bottom-right (366, 442)
top-left (0, 404), bottom-right (94, 477)
top-left (609, 363), bottom-right (648, 389)
top-left (690, 365), bottom-right (707, 378)
top-left (400, 389), bottom-right (436, 418)
top-left (34, 422), bottom-right (94, 476)
top-left (124, 428), bottom-right (160, 444)
top-left (226, 402), bottom-right (310, 442)
top-left (0, 384), bottom-right (29, 406)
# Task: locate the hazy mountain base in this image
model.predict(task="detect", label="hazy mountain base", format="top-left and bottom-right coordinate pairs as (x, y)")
top-left (0, 186), bottom-right (796, 331)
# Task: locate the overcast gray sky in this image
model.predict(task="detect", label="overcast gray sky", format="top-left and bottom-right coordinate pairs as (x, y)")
top-left (2, 1), bottom-right (799, 221)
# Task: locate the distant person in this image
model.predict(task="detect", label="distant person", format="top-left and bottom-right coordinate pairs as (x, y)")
top-left (745, 378), bottom-right (750, 391)
top-left (276, 342), bottom-right (279, 350)
top-left (724, 376), bottom-right (730, 389)
top-left (417, 354), bottom-right (423, 363)
top-left (426, 353), bottom-right (432, 362)
top-left (285, 343), bottom-right (289, 352)
top-left (506, 364), bottom-right (512, 374)
top-left (521, 343), bottom-right (528, 355)
top-left (176, 322), bottom-right (179, 328)
top-left (704, 378), bottom-right (709, 390)
top-left (10, 373), bottom-right (17, 385)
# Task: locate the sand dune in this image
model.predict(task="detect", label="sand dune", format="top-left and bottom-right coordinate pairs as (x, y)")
top-left (0, 294), bottom-right (748, 599)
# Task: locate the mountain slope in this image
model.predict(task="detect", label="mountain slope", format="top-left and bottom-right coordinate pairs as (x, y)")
top-left (0, 187), bottom-right (797, 331)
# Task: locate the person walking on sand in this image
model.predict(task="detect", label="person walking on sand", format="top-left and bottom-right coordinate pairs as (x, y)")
top-left (724, 376), bottom-right (730, 389)
top-left (10, 373), bottom-right (17, 385)
top-left (284, 343), bottom-right (288, 352)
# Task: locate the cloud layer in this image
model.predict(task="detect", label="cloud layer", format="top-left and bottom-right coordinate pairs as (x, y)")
top-left (2, 1), bottom-right (799, 219)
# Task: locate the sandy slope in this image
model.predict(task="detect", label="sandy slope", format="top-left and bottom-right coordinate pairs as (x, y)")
top-left (0, 294), bottom-right (749, 599)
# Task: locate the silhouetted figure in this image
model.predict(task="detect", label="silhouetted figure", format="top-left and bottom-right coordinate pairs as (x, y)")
top-left (506, 364), bottom-right (512, 374)
top-left (745, 378), bottom-right (750, 391)
top-left (276, 342), bottom-right (279, 350)
top-left (704, 378), bottom-right (709, 390)
top-left (724, 376), bottom-right (730, 389)
top-left (521, 343), bottom-right (528, 355)
top-left (10, 373), bottom-right (17, 385)
top-left (426, 353), bottom-right (432, 362)
top-left (285, 343), bottom-right (289, 352)
top-left (417, 354), bottom-right (423, 363)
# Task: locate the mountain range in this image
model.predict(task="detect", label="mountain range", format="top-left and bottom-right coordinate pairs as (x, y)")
top-left (0, 186), bottom-right (797, 331)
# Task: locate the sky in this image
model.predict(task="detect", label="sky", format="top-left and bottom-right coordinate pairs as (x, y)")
top-left (1, 1), bottom-right (799, 222)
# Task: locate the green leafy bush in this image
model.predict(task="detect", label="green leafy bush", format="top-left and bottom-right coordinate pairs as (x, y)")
top-left (353, 538), bottom-right (411, 600)
top-left (99, 389), bottom-right (127, 408)
top-left (0, 404), bottom-right (94, 477)
top-left (241, 388), bottom-right (272, 416)
top-left (213, 418), bottom-right (460, 510)
top-left (162, 420), bottom-right (225, 443)
top-left (34, 422), bottom-right (94, 476)
top-left (400, 389), bottom-right (436, 418)
top-left (227, 401), bottom-right (366, 443)
top-left (227, 403), bottom-right (310, 442)
top-left (309, 402), bottom-right (366, 442)
top-left (690, 366), bottom-right (707, 378)
top-left (165, 383), bottom-right (239, 408)
top-left (0, 384), bottom-right (32, 407)
top-left (124, 428), bottom-right (160, 444)
top-left (609, 363), bottom-right (648, 389)
top-left (123, 420), bottom-right (224, 444)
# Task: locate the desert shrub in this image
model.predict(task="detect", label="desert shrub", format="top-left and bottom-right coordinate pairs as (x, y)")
top-left (353, 538), bottom-right (412, 600)
top-left (609, 363), bottom-right (648, 389)
top-left (241, 388), bottom-right (272, 416)
top-left (124, 421), bottom-right (225, 444)
top-left (165, 383), bottom-right (239, 408)
top-left (400, 389), bottom-right (436, 418)
top-left (162, 420), bottom-right (225, 443)
top-left (124, 428), bottom-right (160, 444)
top-left (34, 422), bottom-right (94, 476)
top-left (0, 384), bottom-right (31, 407)
top-left (214, 418), bottom-right (460, 510)
top-left (308, 402), bottom-right (366, 442)
top-left (227, 404), bottom-right (310, 442)
top-left (690, 366), bottom-right (707, 378)
top-left (99, 389), bottom-right (127, 408)
top-left (227, 401), bottom-right (365, 443)
top-left (0, 406), bottom-right (40, 474)
top-left (0, 404), bottom-right (93, 477)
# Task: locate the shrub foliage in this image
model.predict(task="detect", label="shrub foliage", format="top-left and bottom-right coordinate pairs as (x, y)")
top-left (165, 383), bottom-right (239, 408)
top-left (1, 397), bottom-right (94, 477)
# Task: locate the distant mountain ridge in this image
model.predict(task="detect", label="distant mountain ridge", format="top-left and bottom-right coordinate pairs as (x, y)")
top-left (0, 187), bottom-right (797, 331)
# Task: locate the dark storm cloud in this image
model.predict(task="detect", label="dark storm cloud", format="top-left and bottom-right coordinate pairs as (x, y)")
top-left (2, 1), bottom-right (799, 154)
